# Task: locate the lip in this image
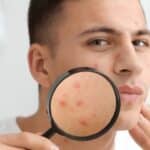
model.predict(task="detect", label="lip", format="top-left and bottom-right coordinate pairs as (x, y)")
top-left (118, 85), bottom-right (144, 103)
top-left (118, 85), bottom-right (143, 95)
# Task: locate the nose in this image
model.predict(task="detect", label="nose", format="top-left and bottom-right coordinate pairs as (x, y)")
top-left (114, 41), bottom-right (143, 77)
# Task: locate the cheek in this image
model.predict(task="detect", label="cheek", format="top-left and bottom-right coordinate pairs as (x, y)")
top-left (92, 63), bottom-right (99, 70)
top-left (141, 65), bottom-right (150, 86)
top-left (51, 50), bottom-right (114, 80)
top-left (91, 61), bottom-right (113, 75)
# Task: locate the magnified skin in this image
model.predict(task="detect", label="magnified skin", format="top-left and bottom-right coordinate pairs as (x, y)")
top-left (78, 119), bottom-right (89, 127)
top-left (76, 100), bottom-right (84, 107)
top-left (51, 72), bottom-right (116, 137)
top-left (59, 99), bottom-right (68, 107)
top-left (73, 82), bottom-right (81, 89)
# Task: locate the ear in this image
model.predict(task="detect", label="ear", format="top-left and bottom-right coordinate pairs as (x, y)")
top-left (28, 44), bottom-right (52, 88)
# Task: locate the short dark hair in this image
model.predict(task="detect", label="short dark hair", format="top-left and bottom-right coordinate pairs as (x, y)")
top-left (28, 0), bottom-right (65, 46)
top-left (28, 0), bottom-right (145, 46)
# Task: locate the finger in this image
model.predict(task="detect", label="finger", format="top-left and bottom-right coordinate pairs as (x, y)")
top-left (0, 143), bottom-right (25, 150)
top-left (129, 125), bottom-right (149, 149)
top-left (0, 132), bottom-right (59, 150)
top-left (141, 104), bottom-right (150, 120)
top-left (138, 114), bottom-right (150, 137)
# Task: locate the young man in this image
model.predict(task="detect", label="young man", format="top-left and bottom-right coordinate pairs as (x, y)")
top-left (0, 0), bottom-right (150, 149)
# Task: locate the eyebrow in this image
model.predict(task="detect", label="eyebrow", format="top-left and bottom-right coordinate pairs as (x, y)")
top-left (79, 26), bottom-right (121, 37)
top-left (135, 29), bottom-right (150, 36)
top-left (79, 26), bottom-right (150, 37)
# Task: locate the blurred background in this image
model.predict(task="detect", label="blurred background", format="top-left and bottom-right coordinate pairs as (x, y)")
top-left (0, 0), bottom-right (38, 119)
top-left (0, 0), bottom-right (149, 120)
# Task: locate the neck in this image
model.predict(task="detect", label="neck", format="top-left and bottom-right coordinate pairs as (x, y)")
top-left (17, 87), bottom-right (116, 150)
top-left (17, 87), bottom-right (50, 133)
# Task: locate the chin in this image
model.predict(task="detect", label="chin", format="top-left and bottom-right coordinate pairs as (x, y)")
top-left (113, 107), bottom-right (141, 131)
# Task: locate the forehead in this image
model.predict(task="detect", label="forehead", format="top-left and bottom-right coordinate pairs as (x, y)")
top-left (58, 0), bottom-right (146, 35)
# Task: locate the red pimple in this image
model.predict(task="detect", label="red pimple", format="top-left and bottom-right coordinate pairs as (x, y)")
top-left (73, 82), bottom-right (81, 89)
top-left (76, 100), bottom-right (84, 107)
top-left (79, 119), bottom-right (88, 127)
top-left (93, 63), bottom-right (99, 69)
top-left (59, 99), bottom-right (67, 107)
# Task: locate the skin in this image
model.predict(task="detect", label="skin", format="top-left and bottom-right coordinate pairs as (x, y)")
top-left (0, 0), bottom-right (150, 149)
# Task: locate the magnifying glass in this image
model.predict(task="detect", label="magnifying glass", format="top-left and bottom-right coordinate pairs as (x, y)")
top-left (42, 67), bottom-right (120, 141)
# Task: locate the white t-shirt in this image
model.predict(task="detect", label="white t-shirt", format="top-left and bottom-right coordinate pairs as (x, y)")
top-left (0, 118), bottom-right (142, 150)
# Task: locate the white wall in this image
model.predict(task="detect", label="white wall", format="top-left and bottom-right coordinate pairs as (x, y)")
top-left (0, 0), bottom-right (38, 119)
top-left (0, 0), bottom-right (150, 120)
top-left (142, 0), bottom-right (150, 27)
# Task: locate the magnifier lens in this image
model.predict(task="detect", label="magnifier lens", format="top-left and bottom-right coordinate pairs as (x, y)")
top-left (43, 67), bottom-right (120, 140)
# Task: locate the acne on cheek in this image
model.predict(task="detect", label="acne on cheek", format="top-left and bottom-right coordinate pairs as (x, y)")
top-left (93, 63), bottom-right (99, 70)
top-left (58, 92), bottom-right (68, 107)
top-left (59, 99), bottom-right (85, 110)
top-left (78, 118), bottom-right (89, 127)
top-left (58, 96), bottom-right (95, 127)
top-left (78, 113), bottom-right (98, 127)
top-left (58, 100), bottom-right (77, 113)
top-left (59, 99), bottom-right (68, 107)
top-left (59, 82), bottom-right (83, 107)
top-left (58, 81), bottom-right (86, 110)
top-left (76, 100), bottom-right (84, 107)
top-left (73, 81), bottom-right (81, 89)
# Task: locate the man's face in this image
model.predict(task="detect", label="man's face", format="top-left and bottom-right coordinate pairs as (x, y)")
top-left (44, 0), bottom-right (150, 130)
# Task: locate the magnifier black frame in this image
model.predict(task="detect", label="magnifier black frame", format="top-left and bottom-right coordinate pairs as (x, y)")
top-left (42, 67), bottom-right (121, 141)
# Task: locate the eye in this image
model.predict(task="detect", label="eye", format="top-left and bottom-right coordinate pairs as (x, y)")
top-left (132, 39), bottom-right (149, 47)
top-left (88, 39), bottom-right (110, 47)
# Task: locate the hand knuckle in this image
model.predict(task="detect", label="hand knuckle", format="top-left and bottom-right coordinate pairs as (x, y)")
top-left (41, 140), bottom-right (52, 149)
top-left (19, 132), bottom-right (31, 143)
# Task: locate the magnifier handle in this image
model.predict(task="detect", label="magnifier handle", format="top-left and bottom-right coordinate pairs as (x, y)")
top-left (42, 128), bottom-right (55, 138)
